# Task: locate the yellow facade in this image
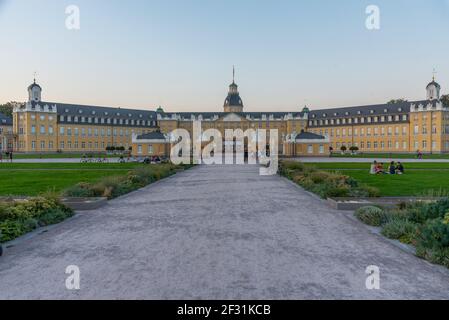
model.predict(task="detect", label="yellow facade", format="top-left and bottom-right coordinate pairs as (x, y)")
top-left (9, 78), bottom-right (448, 156)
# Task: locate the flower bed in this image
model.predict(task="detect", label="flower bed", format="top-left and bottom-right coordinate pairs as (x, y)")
top-left (355, 199), bottom-right (449, 268)
top-left (279, 161), bottom-right (380, 199)
top-left (0, 196), bottom-right (73, 243)
top-left (63, 164), bottom-right (189, 199)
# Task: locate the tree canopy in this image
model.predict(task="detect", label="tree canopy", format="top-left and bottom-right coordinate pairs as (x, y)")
top-left (0, 102), bottom-right (20, 118)
top-left (441, 94), bottom-right (449, 108)
top-left (387, 99), bottom-right (408, 104)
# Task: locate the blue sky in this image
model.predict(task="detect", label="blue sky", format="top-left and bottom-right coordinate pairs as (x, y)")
top-left (0, 0), bottom-right (448, 112)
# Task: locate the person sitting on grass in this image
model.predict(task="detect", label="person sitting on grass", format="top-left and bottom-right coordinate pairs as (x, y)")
top-left (370, 161), bottom-right (377, 174)
top-left (396, 162), bottom-right (404, 174)
top-left (389, 161), bottom-right (396, 175)
top-left (375, 162), bottom-right (385, 174)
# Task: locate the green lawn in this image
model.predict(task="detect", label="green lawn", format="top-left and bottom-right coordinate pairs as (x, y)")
top-left (331, 152), bottom-right (449, 159)
top-left (0, 163), bottom-right (144, 196)
top-left (309, 162), bottom-right (449, 196)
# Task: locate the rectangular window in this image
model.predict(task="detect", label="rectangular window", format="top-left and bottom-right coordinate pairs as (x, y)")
top-left (60, 127), bottom-right (65, 135)
top-left (138, 145), bottom-right (143, 154)
top-left (40, 125), bottom-right (45, 134)
top-left (307, 145), bottom-right (313, 154)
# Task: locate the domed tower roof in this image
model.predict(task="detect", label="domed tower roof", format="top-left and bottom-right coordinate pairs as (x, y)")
top-left (156, 106), bottom-right (165, 113)
top-left (224, 82), bottom-right (244, 107)
top-left (302, 106), bottom-right (310, 113)
top-left (223, 67), bottom-right (244, 112)
top-left (426, 80), bottom-right (441, 89)
top-left (28, 79), bottom-right (42, 91)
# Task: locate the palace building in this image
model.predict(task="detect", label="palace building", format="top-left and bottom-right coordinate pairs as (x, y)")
top-left (4, 74), bottom-right (448, 157)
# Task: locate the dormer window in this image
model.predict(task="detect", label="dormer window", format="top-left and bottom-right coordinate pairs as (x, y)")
top-left (357, 111), bottom-right (361, 115)
top-left (65, 109), bottom-right (69, 113)
top-left (370, 110), bottom-right (374, 114)
top-left (398, 108), bottom-right (402, 112)
top-left (79, 110), bottom-right (83, 114)
top-left (345, 112), bottom-right (349, 116)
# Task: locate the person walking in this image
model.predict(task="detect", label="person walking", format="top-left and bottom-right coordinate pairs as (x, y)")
top-left (9, 151), bottom-right (12, 163)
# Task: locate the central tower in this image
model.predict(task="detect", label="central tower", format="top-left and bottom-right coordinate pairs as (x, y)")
top-left (224, 67), bottom-right (244, 113)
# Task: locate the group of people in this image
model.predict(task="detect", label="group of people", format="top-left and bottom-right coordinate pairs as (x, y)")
top-left (370, 161), bottom-right (405, 175)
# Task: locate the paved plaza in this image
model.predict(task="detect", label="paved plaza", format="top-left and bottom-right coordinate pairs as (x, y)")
top-left (1, 165), bottom-right (449, 299)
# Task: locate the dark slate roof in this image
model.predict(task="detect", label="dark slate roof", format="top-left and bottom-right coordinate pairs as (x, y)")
top-left (308, 100), bottom-right (426, 120)
top-left (296, 131), bottom-right (326, 140)
top-left (224, 93), bottom-right (244, 107)
top-left (0, 112), bottom-right (13, 126)
top-left (427, 81), bottom-right (441, 89)
top-left (136, 131), bottom-right (166, 140)
top-left (160, 111), bottom-right (306, 120)
top-left (28, 82), bottom-right (42, 90)
top-left (28, 101), bottom-right (158, 127)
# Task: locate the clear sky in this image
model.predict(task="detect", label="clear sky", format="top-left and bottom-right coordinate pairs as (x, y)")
top-left (1, 0), bottom-right (448, 112)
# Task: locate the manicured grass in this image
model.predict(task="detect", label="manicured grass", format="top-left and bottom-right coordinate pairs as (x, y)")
top-left (311, 162), bottom-right (449, 170)
top-left (0, 169), bottom-right (131, 196)
top-left (0, 163), bottom-right (142, 196)
top-left (307, 162), bottom-right (449, 196)
top-left (0, 163), bottom-right (142, 170)
top-left (331, 153), bottom-right (449, 159)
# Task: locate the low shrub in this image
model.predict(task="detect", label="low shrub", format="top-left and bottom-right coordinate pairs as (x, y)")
top-left (416, 218), bottom-right (449, 251)
top-left (0, 197), bottom-right (73, 243)
top-left (355, 206), bottom-right (387, 227)
top-left (415, 218), bottom-right (449, 268)
top-left (63, 183), bottom-right (96, 198)
top-left (63, 164), bottom-right (181, 200)
top-left (38, 208), bottom-right (74, 226)
top-left (279, 161), bottom-right (380, 199)
top-left (381, 218), bottom-right (417, 244)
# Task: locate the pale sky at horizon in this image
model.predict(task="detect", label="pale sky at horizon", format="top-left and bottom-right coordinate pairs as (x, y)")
top-left (1, 0), bottom-right (448, 112)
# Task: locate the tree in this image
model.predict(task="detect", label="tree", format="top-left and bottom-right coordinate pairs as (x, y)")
top-left (0, 102), bottom-right (20, 117)
top-left (349, 146), bottom-right (359, 154)
top-left (441, 94), bottom-right (449, 108)
top-left (340, 146), bottom-right (347, 153)
top-left (387, 99), bottom-right (408, 104)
